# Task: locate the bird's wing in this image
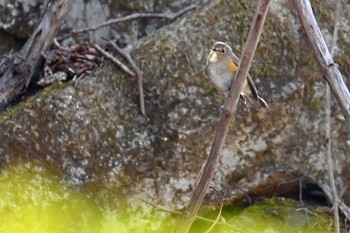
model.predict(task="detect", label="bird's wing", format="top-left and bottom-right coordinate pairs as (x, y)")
top-left (230, 52), bottom-right (259, 101)
top-left (230, 51), bottom-right (268, 108)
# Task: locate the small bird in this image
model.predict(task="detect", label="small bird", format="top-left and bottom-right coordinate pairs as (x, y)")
top-left (205, 41), bottom-right (268, 109)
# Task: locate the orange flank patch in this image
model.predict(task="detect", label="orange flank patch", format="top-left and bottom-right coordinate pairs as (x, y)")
top-left (227, 60), bottom-right (238, 72)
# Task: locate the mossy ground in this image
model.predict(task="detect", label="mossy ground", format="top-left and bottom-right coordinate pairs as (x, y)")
top-left (0, 160), bottom-right (335, 233)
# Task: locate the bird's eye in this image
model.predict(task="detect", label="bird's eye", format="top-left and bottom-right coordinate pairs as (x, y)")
top-left (220, 48), bottom-right (226, 54)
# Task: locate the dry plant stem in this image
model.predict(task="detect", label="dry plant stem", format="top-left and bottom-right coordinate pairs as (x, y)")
top-left (204, 186), bottom-right (224, 233)
top-left (326, 1), bottom-right (342, 232)
top-left (322, 186), bottom-right (350, 220)
top-left (92, 44), bottom-right (135, 76)
top-left (107, 41), bottom-right (145, 115)
top-left (173, 1), bottom-right (271, 233)
top-left (141, 199), bottom-right (244, 232)
top-left (295, 0), bottom-right (349, 228)
top-left (294, 0), bottom-right (350, 126)
top-left (59, 4), bottom-right (197, 40)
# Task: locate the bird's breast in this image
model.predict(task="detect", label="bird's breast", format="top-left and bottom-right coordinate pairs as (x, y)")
top-left (206, 62), bottom-right (234, 92)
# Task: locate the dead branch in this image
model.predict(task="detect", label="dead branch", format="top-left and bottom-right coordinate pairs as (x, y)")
top-left (92, 44), bottom-right (135, 76)
top-left (325, 0), bottom-right (343, 232)
top-left (173, 1), bottom-right (272, 233)
top-left (0, 0), bottom-right (73, 112)
top-left (294, 0), bottom-right (350, 126)
top-left (322, 185), bottom-right (350, 221)
top-left (295, 0), bottom-right (350, 228)
top-left (58, 4), bottom-right (198, 41)
top-left (57, 5), bottom-right (197, 115)
top-left (107, 41), bottom-right (145, 115)
top-left (92, 42), bottom-right (146, 115)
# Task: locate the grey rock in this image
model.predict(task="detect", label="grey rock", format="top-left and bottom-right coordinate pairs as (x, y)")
top-left (1, 0), bottom-right (350, 210)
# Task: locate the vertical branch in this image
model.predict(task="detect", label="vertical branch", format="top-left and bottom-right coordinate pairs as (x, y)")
top-left (294, 0), bottom-right (348, 230)
top-left (106, 41), bottom-right (146, 115)
top-left (326, 0), bottom-right (342, 232)
top-left (173, 1), bottom-right (272, 233)
top-left (294, 0), bottom-right (350, 126)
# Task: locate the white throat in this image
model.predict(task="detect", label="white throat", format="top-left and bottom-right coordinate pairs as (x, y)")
top-left (208, 51), bottom-right (217, 63)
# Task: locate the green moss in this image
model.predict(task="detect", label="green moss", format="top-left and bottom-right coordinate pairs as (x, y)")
top-left (0, 161), bottom-right (335, 233)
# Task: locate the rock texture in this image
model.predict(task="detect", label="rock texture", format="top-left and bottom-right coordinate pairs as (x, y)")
top-left (0, 0), bottom-right (350, 209)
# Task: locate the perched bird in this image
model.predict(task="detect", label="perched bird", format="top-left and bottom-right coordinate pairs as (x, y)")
top-left (205, 41), bottom-right (268, 109)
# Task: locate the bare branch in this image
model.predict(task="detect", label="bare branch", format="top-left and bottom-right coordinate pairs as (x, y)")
top-left (294, 0), bottom-right (350, 126)
top-left (322, 185), bottom-right (350, 220)
top-left (295, 0), bottom-right (349, 229)
top-left (58, 4), bottom-right (198, 40)
top-left (92, 44), bottom-right (135, 76)
top-left (173, 1), bottom-right (272, 232)
top-left (326, 1), bottom-right (343, 232)
top-left (107, 41), bottom-right (145, 115)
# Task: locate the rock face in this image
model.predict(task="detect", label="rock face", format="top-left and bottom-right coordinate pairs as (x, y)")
top-left (0, 0), bottom-right (208, 46)
top-left (0, 0), bottom-right (350, 209)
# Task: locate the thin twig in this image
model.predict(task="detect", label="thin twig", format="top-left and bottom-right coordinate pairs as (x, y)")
top-left (107, 41), bottom-right (145, 115)
top-left (139, 60), bottom-right (145, 115)
top-left (173, 1), bottom-right (272, 232)
top-left (312, 177), bottom-right (350, 221)
top-left (58, 5), bottom-right (197, 40)
top-left (205, 186), bottom-right (224, 233)
top-left (326, 0), bottom-right (342, 232)
top-left (299, 177), bottom-right (305, 205)
top-left (141, 199), bottom-right (215, 223)
top-left (52, 38), bottom-right (72, 51)
top-left (140, 199), bottom-right (244, 232)
top-left (232, 183), bottom-right (252, 205)
top-left (92, 43), bottom-right (135, 76)
top-left (296, 208), bottom-right (330, 224)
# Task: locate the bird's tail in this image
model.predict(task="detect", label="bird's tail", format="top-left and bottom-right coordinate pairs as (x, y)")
top-left (239, 93), bottom-right (268, 109)
top-left (244, 74), bottom-right (268, 109)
